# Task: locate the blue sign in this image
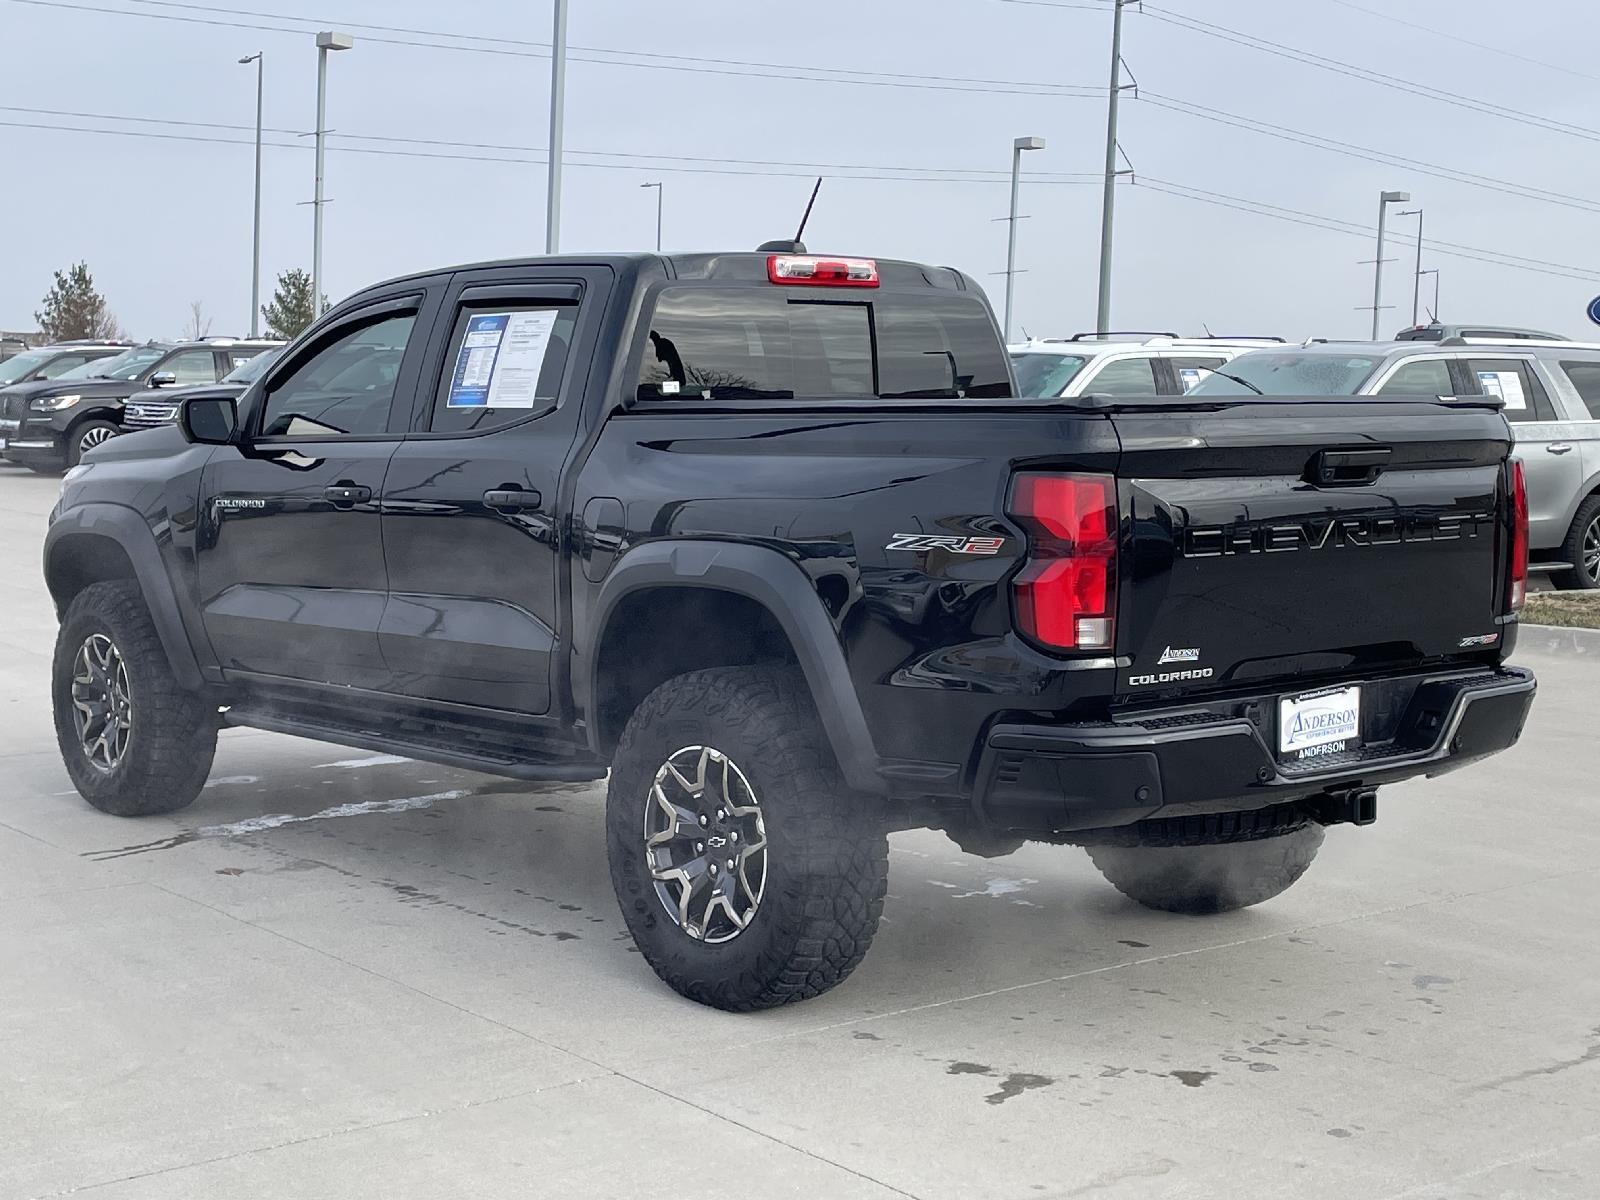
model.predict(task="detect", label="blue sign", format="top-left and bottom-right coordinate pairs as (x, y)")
top-left (447, 313), bottom-right (509, 408)
top-left (1588, 295), bottom-right (1600, 327)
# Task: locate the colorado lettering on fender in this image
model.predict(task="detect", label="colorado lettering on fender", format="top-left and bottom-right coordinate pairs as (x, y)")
top-left (1128, 667), bottom-right (1215, 687)
top-left (1180, 511), bottom-right (1494, 558)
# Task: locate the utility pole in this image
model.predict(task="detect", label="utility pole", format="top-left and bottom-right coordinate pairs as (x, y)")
top-left (1420, 268), bottom-right (1440, 322)
top-left (640, 181), bottom-right (663, 251)
top-left (1094, 0), bottom-right (1128, 336)
top-left (239, 51), bottom-right (263, 337)
top-left (1003, 136), bottom-right (1046, 344)
top-left (311, 31), bottom-right (353, 318)
top-left (1398, 207), bottom-right (1424, 327)
top-left (1368, 189), bottom-right (1410, 339)
top-left (546, 0), bottom-right (568, 254)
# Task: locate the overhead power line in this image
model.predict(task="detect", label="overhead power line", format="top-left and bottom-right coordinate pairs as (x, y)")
top-left (1133, 178), bottom-right (1600, 284)
top-left (1138, 92), bottom-right (1600, 216)
top-left (1139, 4), bottom-right (1600, 146)
top-left (7, 0), bottom-right (1105, 97)
top-left (1319, 0), bottom-right (1600, 84)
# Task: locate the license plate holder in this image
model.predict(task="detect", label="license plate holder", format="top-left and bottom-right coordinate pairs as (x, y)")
top-left (1278, 685), bottom-right (1361, 764)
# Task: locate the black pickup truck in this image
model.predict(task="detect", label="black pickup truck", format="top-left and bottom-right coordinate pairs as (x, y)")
top-left (45, 249), bottom-right (1536, 1010)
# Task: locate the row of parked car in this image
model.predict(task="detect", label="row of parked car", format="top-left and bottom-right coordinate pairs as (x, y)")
top-left (0, 337), bottom-right (282, 470)
top-left (1008, 324), bottom-right (1600, 590)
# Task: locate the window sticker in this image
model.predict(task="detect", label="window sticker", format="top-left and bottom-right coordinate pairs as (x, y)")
top-left (1476, 369), bottom-right (1527, 411)
top-left (447, 310), bottom-right (558, 408)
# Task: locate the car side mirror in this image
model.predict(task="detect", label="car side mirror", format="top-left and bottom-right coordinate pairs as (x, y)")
top-left (149, 371), bottom-right (178, 388)
top-left (179, 396), bottom-right (238, 445)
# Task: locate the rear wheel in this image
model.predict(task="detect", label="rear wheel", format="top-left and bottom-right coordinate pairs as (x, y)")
top-left (67, 419), bottom-right (120, 467)
top-left (52, 580), bottom-right (217, 816)
top-left (606, 666), bottom-right (888, 1010)
top-left (1087, 815), bottom-right (1324, 915)
top-left (1550, 496), bottom-right (1600, 591)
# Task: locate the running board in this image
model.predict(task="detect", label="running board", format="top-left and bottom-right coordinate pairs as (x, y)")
top-left (223, 707), bottom-right (609, 783)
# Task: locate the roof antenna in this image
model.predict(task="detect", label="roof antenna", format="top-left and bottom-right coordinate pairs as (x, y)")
top-left (757, 176), bottom-right (823, 254)
top-left (1202, 321), bottom-right (1214, 337)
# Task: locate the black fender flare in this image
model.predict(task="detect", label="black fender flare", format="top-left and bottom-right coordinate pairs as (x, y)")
top-left (581, 540), bottom-right (884, 795)
top-left (43, 503), bottom-right (205, 691)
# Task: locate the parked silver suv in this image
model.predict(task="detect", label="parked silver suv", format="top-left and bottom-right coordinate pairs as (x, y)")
top-left (1191, 338), bottom-right (1600, 588)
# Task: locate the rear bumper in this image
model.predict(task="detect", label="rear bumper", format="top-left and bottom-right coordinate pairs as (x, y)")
top-left (974, 665), bottom-right (1536, 835)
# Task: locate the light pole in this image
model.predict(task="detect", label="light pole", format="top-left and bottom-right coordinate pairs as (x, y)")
top-left (1398, 207), bottom-right (1424, 328)
top-left (1003, 136), bottom-right (1046, 344)
top-left (239, 52), bottom-right (263, 337)
top-left (1094, 0), bottom-right (1129, 335)
top-left (1369, 189), bottom-right (1410, 339)
top-left (640, 181), bottom-right (663, 251)
top-left (546, 0), bottom-right (568, 254)
top-left (311, 30), bottom-right (353, 318)
top-left (1420, 268), bottom-right (1440, 322)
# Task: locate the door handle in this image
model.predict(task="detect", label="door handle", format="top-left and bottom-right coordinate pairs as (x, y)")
top-left (1547, 443), bottom-right (1574, 455)
top-left (323, 483), bottom-right (372, 507)
top-left (484, 487), bottom-right (540, 513)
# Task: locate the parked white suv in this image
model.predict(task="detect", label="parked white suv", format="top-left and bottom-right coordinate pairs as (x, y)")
top-left (1191, 338), bottom-right (1600, 589)
top-left (1010, 333), bottom-right (1284, 399)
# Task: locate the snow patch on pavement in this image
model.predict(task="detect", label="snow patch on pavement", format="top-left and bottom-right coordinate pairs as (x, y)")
top-left (313, 753), bottom-right (413, 769)
top-left (196, 790), bottom-right (468, 838)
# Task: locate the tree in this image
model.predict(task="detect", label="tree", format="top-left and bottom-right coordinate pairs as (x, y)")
top-left (260, 269), bottom-right (326, 340)
top-left (35, 262), bottom-right (121, 342)
top-left (185, 300), bottom-right (213, 341)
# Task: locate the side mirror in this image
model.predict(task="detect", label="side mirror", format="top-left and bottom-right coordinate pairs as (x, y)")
top-left (179, 396), bottom-right (238, 445)
top-left (149, 371), bottom-right (178, 388)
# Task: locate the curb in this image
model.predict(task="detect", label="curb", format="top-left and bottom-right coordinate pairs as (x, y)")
top-left (1514, 623), bottom-right (1600, 659)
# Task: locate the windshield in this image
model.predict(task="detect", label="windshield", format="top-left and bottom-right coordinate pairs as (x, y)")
top-left (0, 351), bottom-right (50, 384)
top-left (75, 346), bottom-right (169, 381)
top-left (222, 347), bottom-right (281, 384)
top-left (1187, 352), bottom-right (1381, 396)
top-left (1010, 352), bottom-right (1090, 398)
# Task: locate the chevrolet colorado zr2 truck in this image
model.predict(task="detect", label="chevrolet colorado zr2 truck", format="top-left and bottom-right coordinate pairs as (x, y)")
top-left (45, 249), bottom-right (1537, 1010)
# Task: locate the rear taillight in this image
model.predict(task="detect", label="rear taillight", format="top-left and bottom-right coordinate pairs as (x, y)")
top-left (1008, 472), bottom-right (1118, 652)
top-left (766, 255), bottom-right (880, 287)
top-left (1509, 457), bottom-right (1528, 612)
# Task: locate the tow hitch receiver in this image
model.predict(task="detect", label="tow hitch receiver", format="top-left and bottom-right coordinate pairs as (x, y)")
top-left (1310, 788), bottom-right (1378, 827)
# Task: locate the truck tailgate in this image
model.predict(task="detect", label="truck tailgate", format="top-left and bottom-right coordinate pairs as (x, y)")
top-left (1111, 398), bottom-right (1514, 698)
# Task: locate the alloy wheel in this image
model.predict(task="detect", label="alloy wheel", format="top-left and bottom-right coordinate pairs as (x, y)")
top-left (644, 745), bottom-right (768, 943)
top-left (78, 425), bottom-right (115, 455)
top-left (71, 633), bottom-right (132, 771)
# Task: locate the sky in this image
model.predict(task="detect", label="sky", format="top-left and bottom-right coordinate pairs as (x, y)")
top-left (2, 0), bottom-right (1597, 342)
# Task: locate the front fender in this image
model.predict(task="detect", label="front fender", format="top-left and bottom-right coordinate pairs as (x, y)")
top-left (580, 539), bottom-right (884, 795)
top-left (44, 502), bottom-right (205, 690)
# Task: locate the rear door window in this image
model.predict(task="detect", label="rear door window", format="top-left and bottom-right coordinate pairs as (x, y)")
top-left (165, 349), bottom-right (220, 385)
top-left (431, 303), bottom-right (578, 432)
top-left (636, 287), bottom-right (1008, 401)
top-left (1376, 358), bottom-right (1453, 396)
top-left (1465, 358), bottom-right (1556, 423)
top-left (1081, 356), bottom-right (1157, 396)
top-left (1167, 356), bottom-right (1226, 393)
top-left (1558, 361), bottom-right (1600, 419)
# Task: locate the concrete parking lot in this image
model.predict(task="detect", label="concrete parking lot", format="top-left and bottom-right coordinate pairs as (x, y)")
top-left (2, 466), bottom-right (1596, 1200)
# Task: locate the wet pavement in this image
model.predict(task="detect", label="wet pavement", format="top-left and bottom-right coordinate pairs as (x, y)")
top-left (3, 468), bottom-right (1597, 1199)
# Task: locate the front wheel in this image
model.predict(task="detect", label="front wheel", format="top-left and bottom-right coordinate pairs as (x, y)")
top-left (1550, 496), bottom-right (1600, 591)
top-left (1087, 818), bottom-right (1324, 915)
top-left (52, 580), bottom-right (218, 816)
top-left (606, 666), bottom-right (888, 1011)
top-left (67, 419), bottom-right (120, 467)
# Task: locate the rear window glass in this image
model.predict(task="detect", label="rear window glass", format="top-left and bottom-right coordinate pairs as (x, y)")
top-left (1188, 353), bottom-right (1378, 396)
top-left (1559, 361), bottom-right (1600, 419)
top-left (1376, 359), bottom-right (1452, 397)
top-left (1011, 352), bottom-right (1088, 398)
top-left (1082, 356), bottom-right (1157, 396)
top-left (637, 287), bottom-right (1010, 402)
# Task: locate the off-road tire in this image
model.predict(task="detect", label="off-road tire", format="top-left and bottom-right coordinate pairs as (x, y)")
top-left (606, 666), bottom-right (888, 1011)
top-left (1087, 817), bottom-right (1324, 915)
top-left (53, 580), bottom-right (217, 816)
top-left (1550, 495), bottom-right (1600, 591)
top-left (66, 419), bottom-right (121, 468)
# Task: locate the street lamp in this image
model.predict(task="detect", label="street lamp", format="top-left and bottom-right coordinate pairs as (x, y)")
top-left (1397, 207), bottom-right (1424, 327)
top-left (1004, 135), bottom-right (1046, 344)
top-left (1420, 268), bottom-right (1441, 323)
top-left (1369, 189), bottom-right (1411, 339)
top-left (239, 52), bottom-right (264, 337)
top-left (640, 181), bottom-right (663, 252)
top-left (312, 30), bottom-right (354, 318)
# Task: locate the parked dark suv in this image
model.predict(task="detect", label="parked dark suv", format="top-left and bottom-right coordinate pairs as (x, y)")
top-left (0, 341), bottom-right (129, 393)
top-left (0, 338), bottom-right (278, 470)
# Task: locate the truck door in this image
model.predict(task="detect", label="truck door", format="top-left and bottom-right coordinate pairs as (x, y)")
top-left (196, 289), bottom-right (440, 690)
top-left (378, 266), bottom-right (610, 715)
